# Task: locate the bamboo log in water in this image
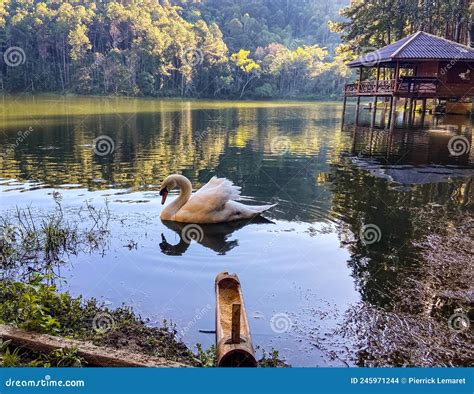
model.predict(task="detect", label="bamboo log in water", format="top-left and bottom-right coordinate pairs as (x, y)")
top-left (215, 272), bottom-right (257, 367)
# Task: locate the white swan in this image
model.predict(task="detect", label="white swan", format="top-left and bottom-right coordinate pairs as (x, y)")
top-left (159, 174), bottom-right (276, 223)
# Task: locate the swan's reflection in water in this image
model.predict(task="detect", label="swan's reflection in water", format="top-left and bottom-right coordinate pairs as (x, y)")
top-left (160, 217), bottom-right (273, 256)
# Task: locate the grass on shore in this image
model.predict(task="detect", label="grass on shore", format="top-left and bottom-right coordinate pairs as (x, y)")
top-left (0, 275), bottom-right (285, 368)
top-left (0, 275), bottom-right (198, 367)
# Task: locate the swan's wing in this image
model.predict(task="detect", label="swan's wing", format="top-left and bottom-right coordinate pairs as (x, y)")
top-left (185, 177), bottom-right (241, 213)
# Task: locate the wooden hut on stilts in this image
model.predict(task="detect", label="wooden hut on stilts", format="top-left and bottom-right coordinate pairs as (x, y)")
top-left (342, 31), bottom-right (474, 130)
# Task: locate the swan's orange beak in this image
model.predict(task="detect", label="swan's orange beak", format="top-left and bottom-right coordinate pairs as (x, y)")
top-left (159, 187), bottom-right (168, 205)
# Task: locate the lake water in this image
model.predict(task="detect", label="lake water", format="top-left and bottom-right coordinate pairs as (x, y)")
top-left (1, 96), bottom-right (472, 366)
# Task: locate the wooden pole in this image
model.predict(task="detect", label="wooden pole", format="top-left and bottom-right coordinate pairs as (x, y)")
top-left (371, 97), bottom-right (378, 127)
top-left (231, 304), bottom-right (241, 344)
top-left (421, 98), bottom-right (427, 125)
top-left (394, 61), bottom-right (400, 92)
top-left (387, 96), bottom-right (394, 129)
top-left (390, 97), bottom-right (398, 131)
top-left (412, 99), bottom-right (417, 125)
top-left (341, 96), bottom-right (347, 127)
top-left (380, 98), bottom-right (387, 128)
top-left (355, 96), bottom-right (361, 125)
top-left (408, 98), bottom-right (414, 125)
top-left (403, 98), bottom-right (408, 124)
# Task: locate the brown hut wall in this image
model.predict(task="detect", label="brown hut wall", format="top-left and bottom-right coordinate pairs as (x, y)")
top-left (415, 61), bottom-right (439, 77)
top-left (437, 61), bottom-right (474, 98)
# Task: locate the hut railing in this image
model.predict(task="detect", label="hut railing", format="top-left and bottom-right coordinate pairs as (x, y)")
top-left (344, 83), bottom-right (358, 96)
top-left (344, 79), bottom-right (396, 96)
top-left (344, 77), bottom-right (440, 96)
top-left (378, 79), bottom-right (395, 93)
top-left (396, 77), bottom-right (439, 95)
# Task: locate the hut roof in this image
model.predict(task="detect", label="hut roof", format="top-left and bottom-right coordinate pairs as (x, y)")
top-left (348, 31), bottom-right (474, 68)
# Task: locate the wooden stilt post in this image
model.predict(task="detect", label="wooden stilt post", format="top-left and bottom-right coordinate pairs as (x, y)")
top-left (413, 99), bottom-right (418, 125)
top-left (408, 98), bottom-right (414, 125)
top-left (387, 96), bottom-right (394, 129)
top-left (421, 98), bottom-right (427, 126)
top-left (371, 97), bottom-right (377, 128)
top-left (355, 96), bottom-right (361, 125)
top-left (341, 96), bottom-right (347, 127)
top-left (371, 64), bottom-right (380, 128)
top-left (380, 98), bottom-right (387, 128)
top-left (354, 66), bottom-right (363, 126)
top-left (403, 98), bottom-right (408, 124)
top-left (390, 96), bottom-right (398, 131)
top-left (390, 61), bottom-right (400, 130)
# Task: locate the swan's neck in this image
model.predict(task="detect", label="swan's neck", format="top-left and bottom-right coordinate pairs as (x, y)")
top-left (162, 176), bottom-right (192, 218)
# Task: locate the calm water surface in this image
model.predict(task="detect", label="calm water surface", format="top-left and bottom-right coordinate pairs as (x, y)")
top-left (1, 96), bottom-right (472, 366)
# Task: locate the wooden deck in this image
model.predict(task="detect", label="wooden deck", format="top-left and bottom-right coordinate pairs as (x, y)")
top-left (344, 77), bottom-right (439, 98)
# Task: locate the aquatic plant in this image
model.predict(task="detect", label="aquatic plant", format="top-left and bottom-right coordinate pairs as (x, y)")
top-left (195, 344), bottom-right (216, 367)
top-left (0, 193), bottom-right (110, 278)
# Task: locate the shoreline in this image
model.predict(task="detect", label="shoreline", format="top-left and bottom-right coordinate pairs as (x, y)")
top-left (0, 91), bottom-right (344, 104)
top-left (0, 278), bottom-right (285, 368)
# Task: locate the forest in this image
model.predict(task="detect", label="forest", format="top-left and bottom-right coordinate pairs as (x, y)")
top-left (0, 0), bottom-right (471, 99)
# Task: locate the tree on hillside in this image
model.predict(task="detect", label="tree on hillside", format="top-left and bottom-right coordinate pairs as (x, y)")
top-left (332, 0), bottom-right (471, 53)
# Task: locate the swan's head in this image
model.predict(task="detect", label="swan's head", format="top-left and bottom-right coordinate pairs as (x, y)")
top-left (159, 174), bottom-right (181, 205)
